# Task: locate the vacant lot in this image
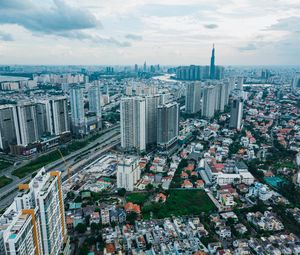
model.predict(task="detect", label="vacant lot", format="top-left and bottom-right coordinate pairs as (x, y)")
top-left (126, 192), bottom-right (150, 205)
top-left (142, 189), bottom-right (216, 219)
top-left (0, 176), bottom-right (13, 188)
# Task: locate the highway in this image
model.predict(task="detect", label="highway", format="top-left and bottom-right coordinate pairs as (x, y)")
top-left (0, 128), bottom-right (120, 211)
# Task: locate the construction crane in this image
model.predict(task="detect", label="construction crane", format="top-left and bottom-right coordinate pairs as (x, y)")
top-left (57, 148), bottom-right (73, 185)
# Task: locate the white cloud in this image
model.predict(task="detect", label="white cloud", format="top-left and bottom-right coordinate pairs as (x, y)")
top-left (0, 0), bottom-right (299, 65)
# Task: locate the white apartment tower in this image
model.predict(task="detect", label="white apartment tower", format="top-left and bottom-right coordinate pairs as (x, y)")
top-left (117, 157), bottom-right (141, 191)
top-left (0, 169), bottom-right (68, 255)
top-left (70, 86), bottom-right (85, 136)
top-left (88, 85), bottom-right (102, 119)
top-left (202, 86), bottom-right (216, 119)
top-left (70, 86), bottom-right (85, 127)
top-left (120, 97), bottom-right (146, 152)
top-left (185, 82), bottom-right (201, 114)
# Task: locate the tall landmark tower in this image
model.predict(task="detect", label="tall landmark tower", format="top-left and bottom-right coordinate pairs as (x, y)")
top-left (210, 44), bottom-right (216, 80)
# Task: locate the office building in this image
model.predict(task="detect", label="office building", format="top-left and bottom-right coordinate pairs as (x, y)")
top-left (0, 105), bottom-right (19, 151)
top-left (145, 95), bottom-right (160, 146)
top-left (157, 102), bottom-right (179, 149)
top-left (229, 98), bottom-right (243, 130)
top-left (202, 86), bottom-right (216, 119)
top-left (70, 86), bottom-right (85, 135)
top-left (117, 157), bottom-right (141, 191)
top-left (185, 82), bottom-right (202, 114)
top-left (0, 169), bottom-right (69, 255)
top-left (120, 97), bottom-right (146, 152)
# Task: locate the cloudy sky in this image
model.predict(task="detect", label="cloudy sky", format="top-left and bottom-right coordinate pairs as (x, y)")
top-left (0, 0), bottom-right (299, 65)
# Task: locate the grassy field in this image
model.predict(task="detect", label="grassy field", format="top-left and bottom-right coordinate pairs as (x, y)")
top-left (126, 192), bottom-right (150, 205)
top-left (142, 189), bottom-right (216, 219)
top-left (0, 176), bottom-right (13, 188)
top-left (0, 160), bottom-right (12, 172)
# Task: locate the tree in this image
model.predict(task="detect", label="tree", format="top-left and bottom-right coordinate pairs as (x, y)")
top-left (78, 244), bottom-right (89, 255)
top-left (75, 223), bottom-right (87, 234)
top-left (126, 212), bottom-right (138, 225)
top-left (117, 188), bottom-right (126, 197)
top-left (66, 191), bottom-right (75, 200)
top-left (146, 183), bottom-right (154, 191)
top-left (90, 223), bottom-right (99, 234)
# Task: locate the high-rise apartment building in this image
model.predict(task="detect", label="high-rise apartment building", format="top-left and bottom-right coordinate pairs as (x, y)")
top-left (215, 83), bottom-right (226, 112)
top-left (292, 76), bottom-right (300, 91)
top-left (145, 95), bottom-right (160, 146)
top-left (0, 105), bottom-right (19, 151)
top-left (0, 169), bottom-right (69, 255)
top-left (117, 157), bottom-right (141, 191)
top-left (176, 65), bottom-right (210, 80)
top-left (36, 97), bottom-right (69, 137)
top-left (88, 85), bottom-right (102, 119)
top-left (202, 86), bottom-right (216, 119)
top-left (15, 102), bottom-right (39, 146)
top-left (237, 77), bottom-right (244, 93)
top-left (229, 98), bottom-right (243, 130)
top-left (185, 82), bottom-right (202, 114)
top-left (120, 97), bottom-right (146, 152)
top-left (70, 86), bottom-right (85, 135)
top-left (49, 97), bottom-right (69, 135)
top-left (157, 102), bottom-right (179, 149)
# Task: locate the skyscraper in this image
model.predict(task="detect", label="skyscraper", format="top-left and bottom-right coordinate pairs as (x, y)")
top-left (70, 86), bottom-right (85, 135)
top-left (88, 85), bottom-right (102, 119)
top-left (202, 86), bottom-right (216, 119)
top-left (292, 76), bottom-right (300, 91)
top-left (0, 105), bottom-right (19, 151)
top-left (0, 168), bottom-right (69, 255)
top-left (237, 76), bottom-right (244, 93)
top-left (229, 98), bottom-right (243, 130)
top-left (36, 97), bottom-right (69, 137)
top-left (185, 82), bottom-right (202, 114)
top-left (120, 97), bottom-right (146, 152)
top-left (157, 102), bottom-right (179, 149)
top-left (35, 101), bottom-right (51, 137)
top-left (215, 83), bottom-right (226, 112)
top-left (210, 44), bottom-right (215, 80)
top-left (145, 95), bottom-right (160, 146)
top-left (49, 97), bottom-right (69, 135)
top-left (15, 102), bottom-right (39, 146)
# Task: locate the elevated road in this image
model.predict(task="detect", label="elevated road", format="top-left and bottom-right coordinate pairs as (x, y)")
top-left (0, 129), bottom-right (120, 211)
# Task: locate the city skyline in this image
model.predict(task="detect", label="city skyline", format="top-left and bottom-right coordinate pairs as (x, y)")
top-left (0, 0), bottom-right (299, 65)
